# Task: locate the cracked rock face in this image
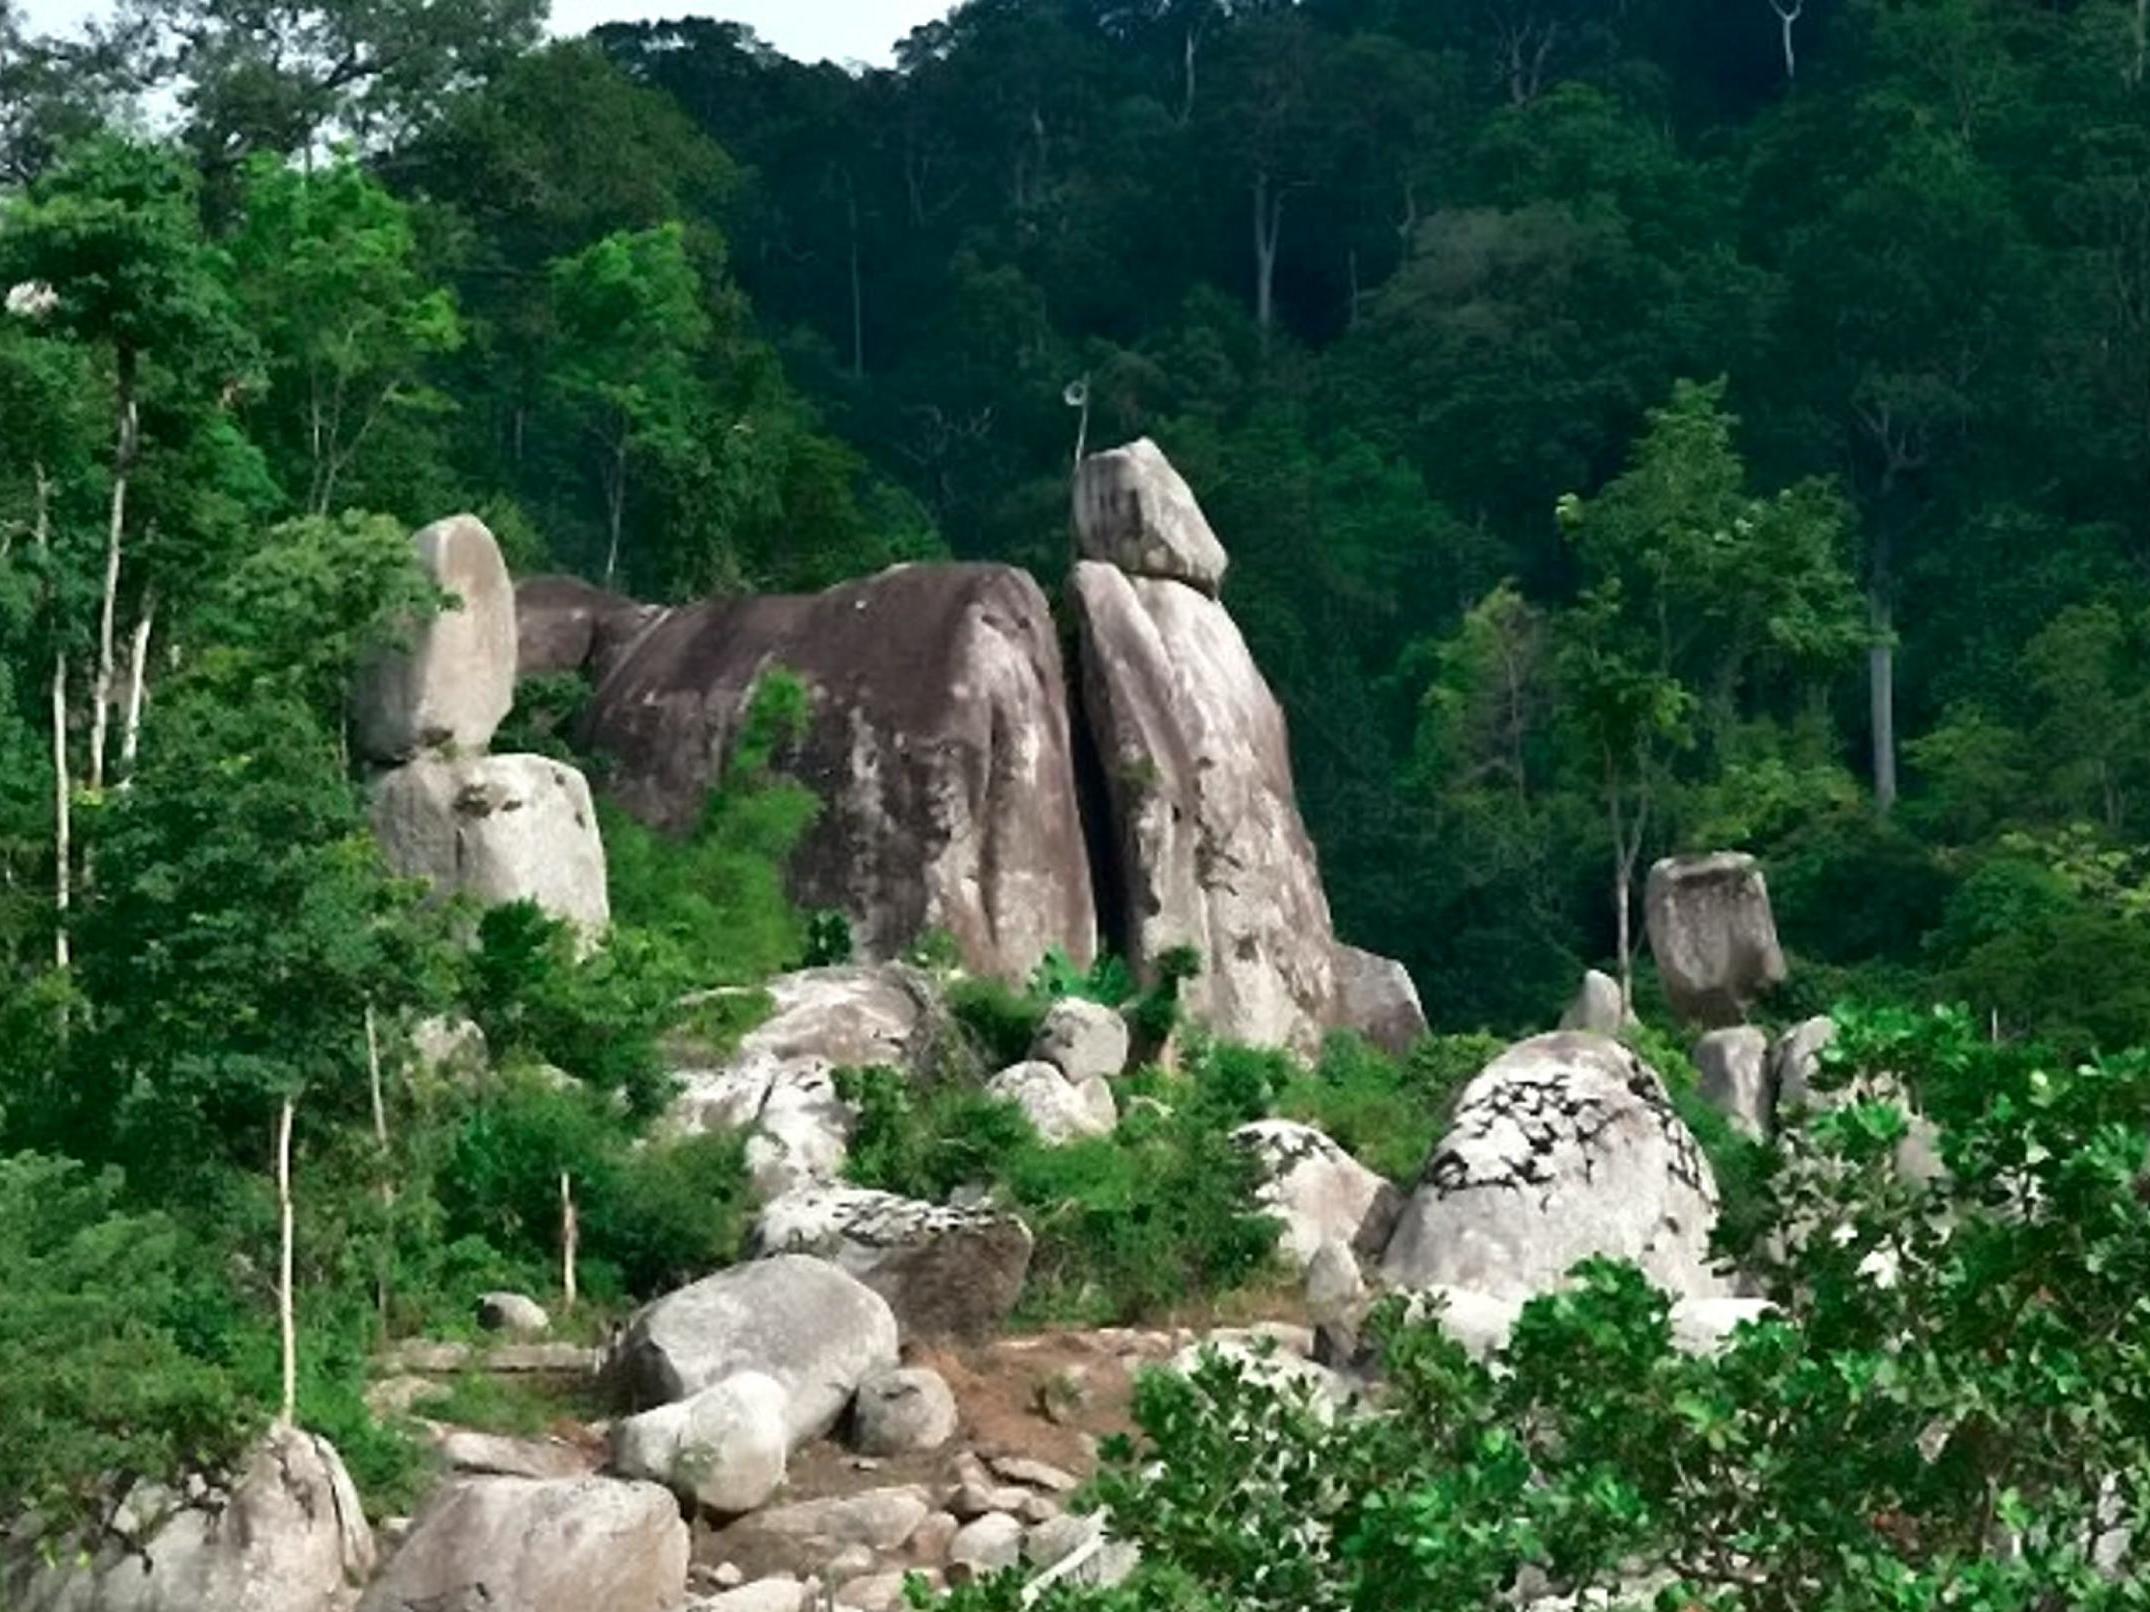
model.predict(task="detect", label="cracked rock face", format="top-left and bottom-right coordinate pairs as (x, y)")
top-left (750, 1185), bottom-right (1033, 1340)
top-left (542, 562), bottom-right (1095, 980)
top-left (1379, 1032), bottom-right (1727, 1301)
top-left (1070, 559), bottom-right (1340, 1055)
top-left (1232, 1120), bottom-right (1400, 1273)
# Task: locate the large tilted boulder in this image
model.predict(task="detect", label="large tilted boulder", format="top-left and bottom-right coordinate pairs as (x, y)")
top-left (1072, 437), bottom-right (1229, 595)
top-left (986, 1059), bottom-right (1117, 1144)
top-left (1330, 943), bottom-right (1428, 1055)
top-left (370, 754), bottom-right (609, 937)
top-left (542, 562), bottom-right (1096, 979)
top-left (513, 574), bottom-right (657, 683)
top-left (666, 964), bottom-right (951, 1198)
top-left (3, 1427), bottom-right (374, 1612)
top-left (750, 1185), bottom-right (1034, 1340)
top-left (1644, 853), bottom-right (1787, 1027)
top-left (611, 1255), bottom-right (900, 1442)
top-left (354, 514), bottom-right (516, 764)
top-left (357, 1476), bottom-right (685, 1612)
top-left (1380, 1032), bottom-right (1726, 1301)
top-left (609, 1371), bottom-right (790, 1514)
top-left (1232, 1120), bottom-right (1400, 1273)
top-left (1070, 556), bottom-right (1340, 1055)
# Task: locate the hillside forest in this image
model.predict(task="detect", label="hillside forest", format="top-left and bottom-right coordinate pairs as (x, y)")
top-left (1, 1), bottom-right (2149, 1609)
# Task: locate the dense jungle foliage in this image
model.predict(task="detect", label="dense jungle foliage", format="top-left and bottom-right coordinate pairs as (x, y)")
top-left (1, 2), bottom-right (2149, 1606)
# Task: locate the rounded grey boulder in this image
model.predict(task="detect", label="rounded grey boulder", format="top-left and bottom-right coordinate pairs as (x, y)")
top-left (850, 1366), bottom-right (959, 1455)
top-left (353, 513), bottom-right (516, 764)
top-left (611, 1254), bottom-right (899, 1445)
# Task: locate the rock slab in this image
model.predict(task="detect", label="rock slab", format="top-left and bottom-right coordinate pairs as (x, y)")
top-left (555, 563), bottom-right (1096, 979)
top-left (357, 1475), bottom-right (686, 1612)
top-left (1644, 853), bottom-right (1786, 1027)
top-left (1072, 437), bottom-right (1229, 594)
top-left (1071, 559), bottom-right (1339, 1055)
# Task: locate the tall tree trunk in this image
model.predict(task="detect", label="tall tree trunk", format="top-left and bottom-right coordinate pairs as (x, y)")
top-left (602, 435), bottom-right (629, 591)
top-left (119, 591), bottom-right (155, 783)
top-left (846, 180), bottom-right (865, 379)
top-left (1768, 0), bottom-right (1803, 83)
top-left (1180, 22), bottom-right (1199, 124)
top-left (366, 1003), bottom-right (394, 1320)
top-left (559, 1171), bottom-right (579, 1313)
top-left (1870, 592), bottom-right (1898, 814)
top-left (89, 354), bottom-right (139, 795)
top-left (276, 1097), bottom-right (298, 1426)
top-left (2134, 0), bottom-right (2147, 85)
top-left (32, 463), bottom-right (67, 976)
top-left (1253, 172), bottom-right (1285, 350)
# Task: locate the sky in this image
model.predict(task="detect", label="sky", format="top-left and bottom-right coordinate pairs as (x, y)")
top-left (18, 1), bottom-right (959, 67)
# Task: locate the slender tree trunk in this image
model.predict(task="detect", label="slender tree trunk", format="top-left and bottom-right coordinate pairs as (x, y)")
top-left (119, 592), bottom-right (154, 783)
top-left (50, 653), bottom-right (69, 975)
top-left (1768, 0), bottom-right (1803, 83)
top-left (1253, 173), bottom-right (1285, 350)
top-left (276, 1097), bottom-right (298, 1426)
top-left (559, 1172), bottom-right (579, 1313)
top-left (2136, 0), bottom-right (2148, 85)
top-left (602, 435), bottom-right (629, 591)
top-left (1870, 592), bottom-right (1898, 814)
top-left (89, 355), bottom-right (139, 795)
top-left (1180, 23), bottom-right (1199, 124)
top-left (366, 1003), bottom-right (394, 1320)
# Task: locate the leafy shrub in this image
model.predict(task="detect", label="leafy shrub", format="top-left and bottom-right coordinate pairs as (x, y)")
top-left (1276, 1031), bottom-right (1501, 1182)
top-left (0, 1153), bottom-right (258, 1530)
top-left (1030, 947), bottom-right (1135, 1006)
top-left (944, 1007), bottom-right (2150, 1612)
top-left (949, 975), bottom-right (1050, 1068)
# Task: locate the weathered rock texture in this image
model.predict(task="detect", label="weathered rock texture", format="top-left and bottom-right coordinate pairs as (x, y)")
top-left (666, 964), bottom-right (951, 1199)
top-left (612, 1254), bottom-right (900, 1442)
top-left (370, 754), bottom-right (609, 936)
top-left (1695, 1026), bottom-right (1773, 1141)
top-left (1558, 969), bottom-right (1632, 1034)
top-left (1330, 943), bottom-right (1428, 1054)
top-left (1380, 1032), bottom-right (1725, 1301)
top-left (1072, 437), bottom-right (1229, 595)
top-left (750, 1185), bottom-right (1033, 1340)
top-left (1030, 997), bottom-right (1130, 1084)
top-left (986, 1059), bottom-right (1118, 1144)
top-left (4, 1427), bottom-right (374, 1612)
top-left (609, 1371), bottom-right (790, 1513)
top-left (1233, 1120), bottom-right (1400, 1273)
top-left (1644, 853), bottom-right (1787, 1027)
top-left (556, 562), bottom-right (1095, 979)
top-left (1070, 559), bottom-right (1340, 1055)
top-left (850, 1367), bottom-right (959, 1455)
top-left (354, 515), bottom-right (516, 764)
top-left (357, 1475), bottom-right (685, 1612)
top-left (514, 574), bottom-right (657, 683)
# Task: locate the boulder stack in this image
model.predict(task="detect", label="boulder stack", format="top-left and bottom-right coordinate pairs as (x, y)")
top-left (354, 513), bottom-right (516, 764)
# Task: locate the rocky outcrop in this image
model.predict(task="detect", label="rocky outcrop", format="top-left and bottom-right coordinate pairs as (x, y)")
top-left (666, 964), bottom-right (951, 1199)
top-left (354, 515), bottom-right (516, 764)
top-left (1029, 998), bottom-right (1130, 1084)
top-left (1769, 1014), bottom-right (1837, 1110)
top-left (1558, 969), bottom-right (1632, 1034)
top-left (1232, 1120), bottom-right (1400, 1273)
top-left (552, 562), bottom-right (1095, 980)
top-left (1645, 853), bottom-right (1787, 1027)
top-left (358, 1475), bottom-right (686, 1612)
top-left (612, 1255), bottom-right (900, 1443)
top-left (610, 1371), bottom-right (790, 1513)
top-left (751, 1186), bottom-right (1033, 1340)
top-left (1072, 437), bottom-right (1229, 595)
top-left (986, 1060), bottom-right (1117, 1144)
top-left (370, 754), bottom-right (609, 937)
top-left (1070, 558), bottom-right (1339, 1054)
top-left (1330, 944), bottom-right (1427, 1055)
top-left (514, 574), bottom-right (656, 683)
top-left (1380, 1032), bottom-right (1726, 1301)
top-left (1695, 1026), bottom-right (1772, 1141)
top-left (4, 1427), bottom-right (373, 1612)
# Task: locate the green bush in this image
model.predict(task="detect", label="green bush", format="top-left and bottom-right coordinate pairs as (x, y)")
top-left (948, 975), bottom-right (1050, 1068)
top-left (1276, 1031), bottom-right (1502, 1182)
